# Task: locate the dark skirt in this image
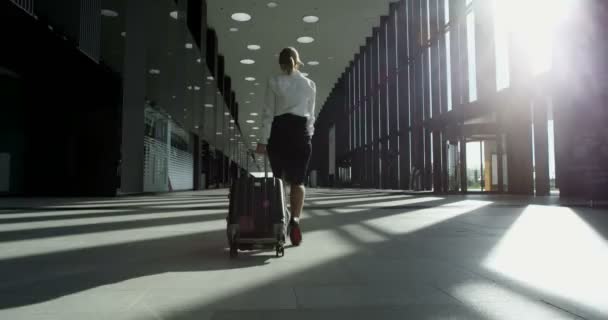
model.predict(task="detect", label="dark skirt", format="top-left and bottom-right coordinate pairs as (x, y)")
top-left (267, 113), bottom-right (312, 185)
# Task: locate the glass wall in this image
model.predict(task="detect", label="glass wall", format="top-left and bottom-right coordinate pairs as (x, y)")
top-left (99, 0), bottom-right (249, 192)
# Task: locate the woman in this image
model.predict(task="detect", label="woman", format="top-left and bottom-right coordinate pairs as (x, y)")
top-left (256, 47), bottom-right (316, 246)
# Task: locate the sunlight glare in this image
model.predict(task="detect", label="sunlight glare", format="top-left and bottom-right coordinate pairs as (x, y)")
top-left (497, 0), bottom-right (575, 75)
top-left (483, 205), bottom-right (608, 315)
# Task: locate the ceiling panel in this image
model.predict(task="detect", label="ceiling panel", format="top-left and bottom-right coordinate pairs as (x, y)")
top-left (207, 0), bottom-right (398, 143)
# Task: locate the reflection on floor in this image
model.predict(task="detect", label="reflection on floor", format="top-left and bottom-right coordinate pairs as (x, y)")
top-left (0, 189), bottom-right (606, 320)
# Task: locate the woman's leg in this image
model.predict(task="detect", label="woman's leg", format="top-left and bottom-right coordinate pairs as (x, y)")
top-left (288, 182), bottom-right (305, 246)
top-left (290, 183), bottom-right (305, 219)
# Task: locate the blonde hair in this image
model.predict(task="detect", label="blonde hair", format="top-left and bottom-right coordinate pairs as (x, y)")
top-left (279, 47), bottom-right (304, 75)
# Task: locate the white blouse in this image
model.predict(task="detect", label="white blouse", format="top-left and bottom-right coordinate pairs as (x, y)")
top-left (261, 70), bottom-right (316, 144)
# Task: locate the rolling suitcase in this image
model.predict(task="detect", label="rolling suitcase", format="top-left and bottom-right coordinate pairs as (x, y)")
top-left (227, 155), bottom-right (289, 258)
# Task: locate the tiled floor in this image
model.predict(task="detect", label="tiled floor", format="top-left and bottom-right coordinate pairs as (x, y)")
top-left (0, 189), bottom-right (606, 319)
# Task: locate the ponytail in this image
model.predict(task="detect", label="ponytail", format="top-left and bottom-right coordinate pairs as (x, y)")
top-left (279, 47), bottom-right (303, 75)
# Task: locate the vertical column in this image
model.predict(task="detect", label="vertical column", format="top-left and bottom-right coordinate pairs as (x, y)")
top-left (371, 28), bottom-right (380, 189)
top-left (450, 0), bottom-right (468, 192)
top-left (346, 63), bottom-right (355, 166)
top-left (379, 16), bottom-right (389, 189)
top-left (397, 0), bottom-right (411, 190)
top-left (387, 4), bottom-right (399, 189)
top-left (353, 54), bottom-right (365, 184)
top-left (430, 0), bottom-right (443, 192)
top-left (350, 63), bottom-right (358, 186)
top-left (473, 0), bottom-right (497, 101)
top-left (421, 0), bottom-right (432, 190)
top-left (533, 100), bottom-right (550, 196)
top-left (438, 0), bottom-right (449, 192)
top-left (365, 37), bottom-right (374, 189)
top-left (504, 2), bottom-right (533, 195)
top-left (120, 0), bottom-right (150, 193)
top-left (409, 0), bottom-right (424, 190)
top-left (358, 47), bottom-right (366, 187)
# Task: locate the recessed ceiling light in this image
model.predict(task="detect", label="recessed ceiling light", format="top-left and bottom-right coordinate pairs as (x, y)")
top-left (101, 9), bottom-right (118, 17)
top-left (230, 138), bottom-right (235, 141)
top-left (229, 27), bottom-right (239, 32)
top-left (194, 86), bottom-right (200, 91)
top-left (149, 69), bottom-right (161, 75)
top-left (245, 77), bottom-right (256, 81)
top-left (185, 43), bottom-right (193, 49)
top-left (249, 134), bottom-right (256, 137)
top-left (240, 59), bottom-right (255, 65)
top-left (231, 13), bottom-right (252, 22)
top-left (230, 119), bottom-right (235, 123)
top-left (246, 120), bottom-right (255, 123)
top-left (187, 85), bottom-right (193, 90)
top-left (245, 101), bottom-right (251, 104)
top-left (267, 2), bottom-right (278, 8)
top-left (297, 36), bottom-right (314, 44)
top-left (224, 112), bottom-right (230, 116)
top-left (121, 31), bottom-right (126, 37)
top-left (303, 16), bottom-right (319, 23)
top-left (247, 44), bottom-right (261, 50)
top-left (307, 61), bottom-right (320, 66)
top-left (205, 104), bottom-right (214, 108)
top-left (194, 125), bottom-right (199, 129)
top-left (170, 11), bottom-right (178, 20)
top-left (196, 58), bottom-right (201, 63)
top-left (254, 82), bottom-right (260, 86)
top-left (230, 126), bottom-right (235, 130)
top-left (207, 76), bottom-right (214, 80)
top-left (216, 132), bottom-right (223, 135)
top-left (249, 92), bottom-right (255, 95)
top-left (250, 112), bottom-right (259, 116)
top-left (252, 127), bottom-right (259, 130)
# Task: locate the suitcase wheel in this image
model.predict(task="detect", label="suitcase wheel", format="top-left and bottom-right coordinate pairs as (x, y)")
top-left (230, 244), bottom-right (238, 258)
top-left (229, 234), bottom-right (239, 259)
top-left (275, 245), bottom-right (285, 258)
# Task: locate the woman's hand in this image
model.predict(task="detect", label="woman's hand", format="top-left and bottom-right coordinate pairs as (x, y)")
top-left (256, 143), bottom-right (267, 154)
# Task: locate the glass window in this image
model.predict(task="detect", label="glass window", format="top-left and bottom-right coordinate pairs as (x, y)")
top-left (494, 0), bottom-right (510, 91)
top-left (466, 12), bottom-right (478, 102)
top-left (428, 47), bottom-right (433, 118)
top-left (427, 0), bottom-right (432, 41)
top-left (395, 9), bottom-right (400, 132)
top-left (446, 31), bottom-right (453, 111)
top-left (421, 53), bottom-right (427, 121)
top-left (363, 54), bottom-right (367, 145)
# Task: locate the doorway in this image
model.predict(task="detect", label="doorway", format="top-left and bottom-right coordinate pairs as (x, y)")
top-left (465, 139), bottom-right (499, 192)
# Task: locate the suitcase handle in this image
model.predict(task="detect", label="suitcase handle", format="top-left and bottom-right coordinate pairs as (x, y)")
top-left (264, 153), bottom-right (268, 179)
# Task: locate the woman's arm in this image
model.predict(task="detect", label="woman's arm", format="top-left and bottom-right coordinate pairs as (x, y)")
top-left (306, 81), bottom-right (317, 137)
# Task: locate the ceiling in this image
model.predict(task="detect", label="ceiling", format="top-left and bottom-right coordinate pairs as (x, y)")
top-left (207, 0), bottom-right (398, 142)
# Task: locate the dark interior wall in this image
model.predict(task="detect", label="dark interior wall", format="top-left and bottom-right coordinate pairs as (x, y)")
top-left (0, 74), bottom-right (26, 194)
top-left (1, 2), bottom-right (122, 196)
